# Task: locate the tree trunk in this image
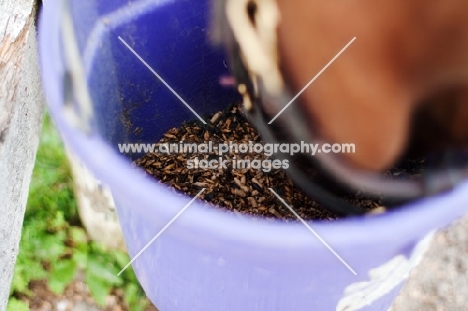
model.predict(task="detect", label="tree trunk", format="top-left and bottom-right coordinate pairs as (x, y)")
top-left (0, 0), bottom-right (44, 309)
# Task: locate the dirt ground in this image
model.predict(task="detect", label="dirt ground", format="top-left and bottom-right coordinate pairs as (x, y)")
top-left (20, 270), bottom-right (158, 311)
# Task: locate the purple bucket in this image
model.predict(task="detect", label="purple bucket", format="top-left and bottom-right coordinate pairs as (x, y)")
top-left (39, 0), bottom-right (468, 310)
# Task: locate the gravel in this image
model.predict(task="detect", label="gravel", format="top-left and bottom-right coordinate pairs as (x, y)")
top-left (390, 214), bottom-right (468, 311)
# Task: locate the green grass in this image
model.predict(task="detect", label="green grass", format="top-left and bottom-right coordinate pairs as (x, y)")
top-left (7, 113), bottom-right (151, 311)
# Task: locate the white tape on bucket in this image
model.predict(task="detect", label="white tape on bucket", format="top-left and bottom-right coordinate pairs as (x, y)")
top-left (336, 231), bottom-right (435, 311)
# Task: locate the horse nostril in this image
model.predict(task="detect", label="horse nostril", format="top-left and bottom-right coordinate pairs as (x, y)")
top-left (407, 85), bottom-right (468, 158)
top-left (247, 1), bottom-right (258, 26)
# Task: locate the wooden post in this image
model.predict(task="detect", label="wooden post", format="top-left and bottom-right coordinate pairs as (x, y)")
top-left (0, 0), bottom-right (44, 309)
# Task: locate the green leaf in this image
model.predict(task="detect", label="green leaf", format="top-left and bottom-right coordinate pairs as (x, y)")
top-left (87, 277), bottom-right (111, 307)
top-left (7, 298), bottom-right (29, 311)
top-left (124, 283), bottom-right (148, 311)
top-left (36, 232), bottom-right (66, 262)
top-left (87, 256), bottom-right (123, 286)
top-left (49, 259), bottom-right (77, 294)
top-left (10, 256), bottom-right (47, 296)
top-left (113, 251), bottom-right (131, 270)
top-left (124, 283), bottom-right (139, 302)
top-left (72, 245), bottom-right (88, 268)
top-left (10, 270), bottom-right (30, 296)
top-left (51, 211), bottom-right (67, 229)
top-left (71, 226), bottom-right (88, 244)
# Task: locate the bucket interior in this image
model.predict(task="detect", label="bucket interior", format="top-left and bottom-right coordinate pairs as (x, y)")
top-left (70, 0), bottom-right (239, 161)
